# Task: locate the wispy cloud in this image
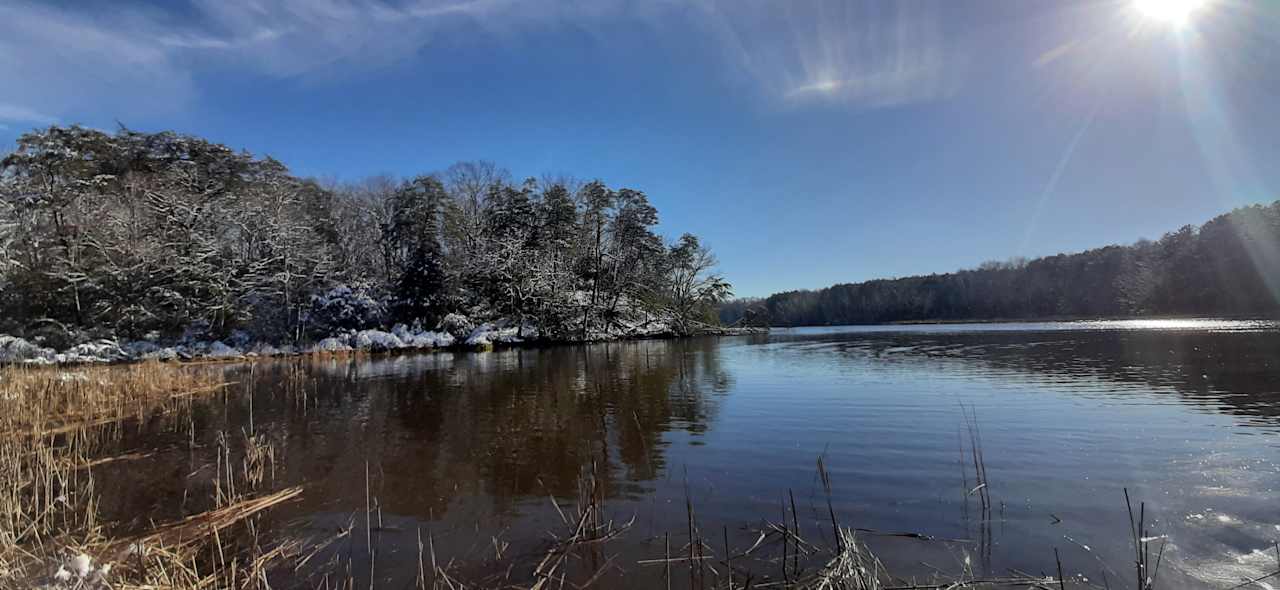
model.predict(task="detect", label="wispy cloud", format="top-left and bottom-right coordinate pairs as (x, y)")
top-left (174, 0), bottom-right (693, 76)
top-left (157, 28), bottom-right (288, 51)
top-left (0, 1), bottom-right (196, 127)
top-left (1034, 40), bottom-right (1080, 68)
top-left (692, 0), bottom-right (962, 108)
top-left (0, 103), bottom-right (57, 125)
top-left (0, 0), bottom-right (962, 127)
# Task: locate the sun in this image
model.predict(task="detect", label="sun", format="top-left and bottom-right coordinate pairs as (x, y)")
top-left (1134, 0), bottom-right (1208, 27)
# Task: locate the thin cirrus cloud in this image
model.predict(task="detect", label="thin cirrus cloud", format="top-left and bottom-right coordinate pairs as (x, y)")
top-left (0, 0), bottom-right (962, 128)
top-left (692, 0), bottom-right (961, 108)
top-left (0, 104), bottom-right (57, 126)
top-left (0, 1), bottom-right (197, 126)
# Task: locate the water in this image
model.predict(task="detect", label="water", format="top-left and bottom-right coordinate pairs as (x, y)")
top-left (98, 320), bottom-right (1280, 588)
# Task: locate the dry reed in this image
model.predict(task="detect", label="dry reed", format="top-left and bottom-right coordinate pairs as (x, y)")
top-left (0, 362), bottom-right (308, 589)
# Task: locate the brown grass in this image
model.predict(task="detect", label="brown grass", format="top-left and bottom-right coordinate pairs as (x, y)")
top-left (0, 362), bottom-right (306, 589)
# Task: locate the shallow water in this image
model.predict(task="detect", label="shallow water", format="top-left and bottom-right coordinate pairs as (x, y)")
top-left (97, 320), bottom-right (1280, 588)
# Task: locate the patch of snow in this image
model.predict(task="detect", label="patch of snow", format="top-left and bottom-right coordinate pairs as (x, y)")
top-left (311, 337), bottom-right (352, 353)
top-left (167, 340), bottom-right (240, 360)
top-left (47, 550), bottom-right (111, 588)
top-left (464, 323), bottom-right (499, 347)
top-left (205, 341), bottom-right (243, 359)
top-left (391, 324), bottom-right (455, 348)
top-left (71, 553), bottom-right (92, 577)
top-left (353, 330), bottom-right (405, 352)
top-left (438, 313), bottom-right (475, 339)
top-left (464, 320), bottom-right (536, 347)
top-left (0, 335), bottom-right (54, 364)
top-left (60, 340), bottom-right (128, 363)
top-left (121, 340), bottom-right (180, 361)
top-left (432, 331), bottom-right (456, 347)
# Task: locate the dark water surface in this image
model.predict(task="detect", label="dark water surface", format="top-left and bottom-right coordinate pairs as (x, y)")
top-left (99, 320), bottom-right (1280, 588)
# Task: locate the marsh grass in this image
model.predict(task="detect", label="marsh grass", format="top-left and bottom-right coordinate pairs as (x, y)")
top-left (0, 362), bottom-right (310, 589)
top-left (401, 445), bottom-right (1212, 590)
top-left (406, 457), bottom-right (1069, 590)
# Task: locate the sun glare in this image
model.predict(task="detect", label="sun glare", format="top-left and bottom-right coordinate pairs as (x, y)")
top-left (1134, 0), bottom-right (1208, 27)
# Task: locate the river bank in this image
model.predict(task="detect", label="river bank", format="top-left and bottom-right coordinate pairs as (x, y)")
top-left (0, 317), bottom-right (765, 366)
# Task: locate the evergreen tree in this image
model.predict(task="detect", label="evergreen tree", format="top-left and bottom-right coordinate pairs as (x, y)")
top-left (384, 175), bottom-right (450, 324)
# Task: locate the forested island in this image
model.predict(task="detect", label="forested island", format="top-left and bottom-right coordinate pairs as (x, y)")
top-left (722, 201), bottom-right (1280, 327)
top-left (0, 125), bottom-right (733, 363)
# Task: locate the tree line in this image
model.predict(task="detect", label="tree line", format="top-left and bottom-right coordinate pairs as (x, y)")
top-left (0, 125), bottom-right (731, 348)
top-left (723, 201), bottom-right (1280, 327)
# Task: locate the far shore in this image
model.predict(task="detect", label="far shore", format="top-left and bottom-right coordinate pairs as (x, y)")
top-left (758, 313), bottom-right (1278, 328)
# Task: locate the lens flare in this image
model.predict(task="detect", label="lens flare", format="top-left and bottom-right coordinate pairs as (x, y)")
top-left (1134, 0), bottom-right (1208, 27)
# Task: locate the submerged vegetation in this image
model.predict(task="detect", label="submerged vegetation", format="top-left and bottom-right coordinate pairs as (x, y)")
top-left (0, 362), bottom-right (314, 588)
top-left (6, 356), bottom-right (1268, 588)
top-left (0, 125), bottom-right (732, 362)
top-left (723, 201), bottom-right (1280, 327)
top-left (0, 360), bottom-right (1070, 589)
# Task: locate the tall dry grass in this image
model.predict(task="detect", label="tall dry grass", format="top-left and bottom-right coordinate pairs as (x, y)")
top-left (0, 362), bottom-right (305, 589)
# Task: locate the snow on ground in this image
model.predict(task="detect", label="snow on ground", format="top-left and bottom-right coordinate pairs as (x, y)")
top-left (47, 550), bottom-right (112, 588)
top-left (205, 341), bottom-right (243, 359)
top-left (614, 318), bottom-right (672, 338)
top-left (52, 341), bottom-right (128, 364)
top-left (0, 309), bottom-right (688, 366)
top-left (122, 341), bottom-right (179, 361)
top-left (353, 330), bottom-right (404, 351)
top-left (0, 335), bottom-right (55, 363)
top-left (464, 320), bottom-right (539, 347)
top-left (310, 337), bottom-right (352, 354)
top-left (391, 324), bottom-right (455, 348)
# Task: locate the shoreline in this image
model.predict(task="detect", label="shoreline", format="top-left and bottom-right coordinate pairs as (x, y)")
top-left (762, 313), bottom-right (1278, 328)
top-left (0, 325), bottom-right (768, 368)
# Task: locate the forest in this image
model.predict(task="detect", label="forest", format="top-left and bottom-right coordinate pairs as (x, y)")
top-left (722, 201), bottom-right (1280, 327)
top-left (0, 125), bottom-right (732, 358)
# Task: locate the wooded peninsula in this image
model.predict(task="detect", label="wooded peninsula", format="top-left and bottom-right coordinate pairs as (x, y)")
top-left (0, 126), bottom-right (731, 362)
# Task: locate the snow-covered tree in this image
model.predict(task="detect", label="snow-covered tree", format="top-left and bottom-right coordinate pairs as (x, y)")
top-left (0, 126), bottom-right (735, 346)
top-left (665, 234), bottom-right (733, 335)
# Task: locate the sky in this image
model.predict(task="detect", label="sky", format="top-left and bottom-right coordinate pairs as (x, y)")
top-left (2, 0), bottom-right (1278, 298)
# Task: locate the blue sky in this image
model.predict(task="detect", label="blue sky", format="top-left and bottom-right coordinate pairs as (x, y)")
top-left (2, 0), bottom-right (1277, 297)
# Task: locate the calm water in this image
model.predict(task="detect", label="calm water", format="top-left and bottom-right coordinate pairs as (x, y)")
top-left (98, 319), bottom-right (1280, 588)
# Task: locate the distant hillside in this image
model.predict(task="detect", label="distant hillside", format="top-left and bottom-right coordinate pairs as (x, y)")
top-left (722, 201), bottom-right (1280, 327)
